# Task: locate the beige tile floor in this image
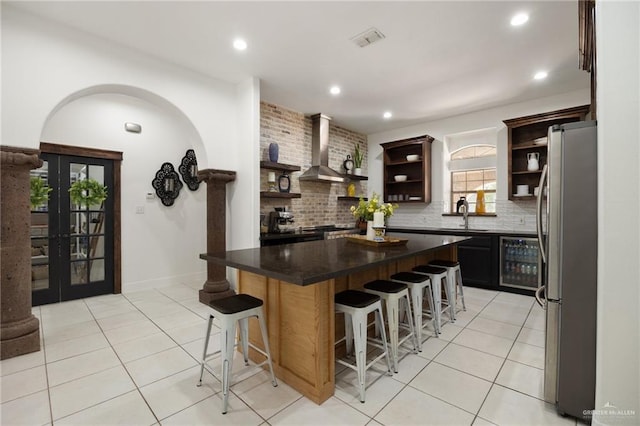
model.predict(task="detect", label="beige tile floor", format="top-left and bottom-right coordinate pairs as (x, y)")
top-left (0, 282), bottom-right (578, 425)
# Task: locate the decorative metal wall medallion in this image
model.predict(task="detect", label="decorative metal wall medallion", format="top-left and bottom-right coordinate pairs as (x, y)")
top-left (152, 162), bottom-right (183, 206)
top-left (179, 149), bottom-right (200, 191)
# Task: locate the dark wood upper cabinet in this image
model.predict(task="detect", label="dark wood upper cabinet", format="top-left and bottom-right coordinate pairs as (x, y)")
top-left (503, 105), bottom-right (591, 201)
top-left (381, 135), bottom-right (433, 204)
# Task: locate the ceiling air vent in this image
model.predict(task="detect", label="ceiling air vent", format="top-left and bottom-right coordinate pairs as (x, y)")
top-left (350, 27), bottom-right (386, 48)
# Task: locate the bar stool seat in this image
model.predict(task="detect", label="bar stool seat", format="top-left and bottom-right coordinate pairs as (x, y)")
top-left (429, 259), bottom-right (466, 317)
top-left (363, 280), bottom-right (417, 373)
top-left (428, 259), bottom-right (458, 268)
top-left (412, 265), bottom-right (453, 328)
top-left (390, 272), bottom-right (437, 351)
top-left (335, 290), bottom-right (392, 403)
top-left (197, 294), bottom-right (277, 414)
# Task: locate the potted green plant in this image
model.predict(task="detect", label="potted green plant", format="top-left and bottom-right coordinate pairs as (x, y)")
top-left (69, 178), bottom-right (108, 207)
top-left (350, 192), bottom-right (398, 239)
top-left (353, 143), bottom-right (364, 176)
top-left (30, 176), bottom-right (52, 210)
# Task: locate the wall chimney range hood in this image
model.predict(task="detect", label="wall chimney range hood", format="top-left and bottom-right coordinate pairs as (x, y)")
top-left (299, 114), bottom-right (345, 183)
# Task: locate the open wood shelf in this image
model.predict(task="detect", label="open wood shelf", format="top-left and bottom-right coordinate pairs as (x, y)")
top-left (337, 196), bottom-right (368, 201)
top-left (260, 192), bottom-right (301, 199)
top-left (341, 174), bottom-right (368, 181)
top-left (259, 161), bottom-right (301, 172)
top-left (511, 144), bottom-right (547, 151)
top-left (512, 170), bottom-right (543, 175)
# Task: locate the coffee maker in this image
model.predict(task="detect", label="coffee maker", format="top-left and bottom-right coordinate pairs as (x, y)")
top-left (267, 207), bottom-right (295, 233)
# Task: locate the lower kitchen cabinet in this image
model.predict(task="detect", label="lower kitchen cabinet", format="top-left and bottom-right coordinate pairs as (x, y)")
top-left (389, 228), bottom-right (537, 295)
top-left (457, 236), bottom-right (499, 290)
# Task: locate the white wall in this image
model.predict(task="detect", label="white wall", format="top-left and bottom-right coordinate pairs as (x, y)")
top-left (229, 77), bottom-right (261, 251)
top-left (41, 93), bottom-right (208, 290)
top-left (366, 89), bottom-right (590, 231)
top-left (1, 5), bottom-right (260, 291)
top-left (594, 1), bottom-right (640, 424)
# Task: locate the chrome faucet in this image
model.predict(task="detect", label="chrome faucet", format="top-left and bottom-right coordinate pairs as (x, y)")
top-left (456, 197), bottom-right (469, 230)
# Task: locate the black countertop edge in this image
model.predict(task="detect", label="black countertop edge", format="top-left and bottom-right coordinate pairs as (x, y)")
top-left (200, 233), bottom-right (469, 286)
top-left (259, 227), bottom-right (359, 241)
top-left (387, 227), bottom-right (537, 237)
top-left (260, 231), bottom-right (323, 241)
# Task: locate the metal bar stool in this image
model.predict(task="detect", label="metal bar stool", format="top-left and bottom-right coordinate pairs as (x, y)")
top-left (335, 289), bottom-right (393, 403)
top-left (363, 279), bottom-right (417, 373)
top-left (390, 272), bottom-right (437, 351)
top-left (197, 294), bottom-right (277, 414)
top-left (429, 259), bottom-right (466, 318)
top-left (412, 264), bottom-right (453, 329)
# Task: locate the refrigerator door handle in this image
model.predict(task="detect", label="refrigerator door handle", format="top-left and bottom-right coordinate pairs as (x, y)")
top-left (536, 164), bottom-right (548, 264)
top-left (535, 285), bottom-right (546, 308)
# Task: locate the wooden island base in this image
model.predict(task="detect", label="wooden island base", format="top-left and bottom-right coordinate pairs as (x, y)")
top-left (237, 246), bottom-right (455, 404)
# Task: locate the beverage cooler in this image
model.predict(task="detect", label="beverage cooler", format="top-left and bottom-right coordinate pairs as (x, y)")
top-left (500, 237), bottom-right (541, 291)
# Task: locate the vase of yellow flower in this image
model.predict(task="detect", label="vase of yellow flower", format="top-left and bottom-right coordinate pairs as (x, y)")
top-left (350, 192), bottom-right (399, 240)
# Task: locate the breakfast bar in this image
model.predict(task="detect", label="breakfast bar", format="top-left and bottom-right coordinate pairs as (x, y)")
top-left (200, 233), bottom-right (468, 404)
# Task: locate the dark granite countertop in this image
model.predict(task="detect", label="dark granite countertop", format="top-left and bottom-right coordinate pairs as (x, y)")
top-left (200, 232), bottom-right (469, 286)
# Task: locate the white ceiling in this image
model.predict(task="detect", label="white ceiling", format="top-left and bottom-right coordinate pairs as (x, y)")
top-left (8, 1), bottom-right (589, 135)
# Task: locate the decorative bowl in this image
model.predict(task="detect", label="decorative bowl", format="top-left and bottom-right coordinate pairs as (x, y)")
top-left (394, 175), bottom-right (408, 182)
top-left (406, 154), bottom-right (419, 162)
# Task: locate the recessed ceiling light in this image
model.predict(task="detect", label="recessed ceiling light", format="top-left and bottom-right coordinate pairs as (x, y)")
top-left (383, 111), bottom-right (392, 119)
top-left (330, 86), bottom-right (341, 95)
top-left (511, 13), bottom-right (529, 26)
top-left (534, 71), bottom-right (548, 80)
top-left (233, 39), bottom-right (247, 51)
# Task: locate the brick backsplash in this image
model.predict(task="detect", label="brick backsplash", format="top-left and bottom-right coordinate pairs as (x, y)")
top-left (260, 102), bottom-right (367, 228)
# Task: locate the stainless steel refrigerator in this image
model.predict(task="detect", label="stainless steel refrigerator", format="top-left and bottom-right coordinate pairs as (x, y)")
top-left (536, 121), bottom-right (597, 420)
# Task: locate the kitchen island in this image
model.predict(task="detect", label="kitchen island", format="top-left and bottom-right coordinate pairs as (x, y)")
top-left (200, 233), bottom-right (468, 404)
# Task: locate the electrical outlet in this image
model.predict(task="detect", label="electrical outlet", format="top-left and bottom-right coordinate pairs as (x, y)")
top-left (519, 216), bottom-right (525, 225)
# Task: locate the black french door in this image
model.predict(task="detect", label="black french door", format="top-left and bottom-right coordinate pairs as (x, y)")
top-left (31, 153), bottom-right (114, 306)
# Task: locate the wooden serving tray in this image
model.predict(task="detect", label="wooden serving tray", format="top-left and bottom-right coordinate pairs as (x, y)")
top-left (345, 235), bottom-right (409, 247)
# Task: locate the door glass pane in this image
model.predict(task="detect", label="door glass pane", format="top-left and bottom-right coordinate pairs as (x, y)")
top-left (88, 165), bottom-right (105, 209)
top-left (31, 237), bottom-right (50, 291)
top-left (70, 212), bottom-right (88, 236)
top-left (87, 235), bottom-right (104, 258)
top-left (70, 235), bottom-right (88, 260)
top-left (89, 259), bottom-right (105, 282)
top-left (30, 160), bottom-right (50, 212)
top-left (70, 163), bottom-right (88, 210)
top-left (71, 260), bottom-right (88, 285)
top-left (89, 212), bottom-right (104, 233)
top-left (31, 161), bottom-right (50, 291)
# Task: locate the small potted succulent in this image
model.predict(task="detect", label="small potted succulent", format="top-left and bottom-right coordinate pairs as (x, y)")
top-left (353, 143), bottom-right (364, 176)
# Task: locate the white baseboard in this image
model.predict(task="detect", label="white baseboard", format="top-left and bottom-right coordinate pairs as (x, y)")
top-left (122, 271), bottom-right (207, 294)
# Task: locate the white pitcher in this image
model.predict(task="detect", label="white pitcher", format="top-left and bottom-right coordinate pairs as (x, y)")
top-left (527, 152), bottom-right (540, 171)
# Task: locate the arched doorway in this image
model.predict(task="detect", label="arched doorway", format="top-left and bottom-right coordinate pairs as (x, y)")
top-left (31, 85), bottom-right (207, 304)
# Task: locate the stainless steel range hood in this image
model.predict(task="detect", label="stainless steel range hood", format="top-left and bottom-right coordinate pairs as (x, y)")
top-left (298, 114), bottom-right (345, 183)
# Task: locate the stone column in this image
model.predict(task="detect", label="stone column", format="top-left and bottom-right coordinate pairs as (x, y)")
top-left (198, 169), bottom-right (237, 305)
top-left (1, 146), bottom-right (42, 359)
